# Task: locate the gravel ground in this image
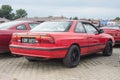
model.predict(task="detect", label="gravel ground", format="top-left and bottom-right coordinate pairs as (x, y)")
top-left (0, 46), bottom-right (120, 80)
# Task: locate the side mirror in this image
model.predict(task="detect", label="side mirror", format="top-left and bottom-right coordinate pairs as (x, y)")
top-left (99, 29), bottom-right (104, 34)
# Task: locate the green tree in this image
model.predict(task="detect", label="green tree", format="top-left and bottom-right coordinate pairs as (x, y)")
top-left (0, 5), bottom-right (28, 20)
top-left (9, 13), bottom-right (15, 20)
top-left (114, 17), bottom-right (120, 21)
top-left (73, 17), bottom-right (78, 20)
top-left (69, 17), bottom-right (72, 20)
top-left (0, 5), bottom-right (13, 19)
top-left (88, 19), bottom-right (91, 21)
top-left (15, 9), bottom-right (27, 18)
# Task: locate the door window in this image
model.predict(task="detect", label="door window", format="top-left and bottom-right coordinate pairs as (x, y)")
top-left (74, 22), bottom-right (86, 33)
top-left (83, 23), bottom-right (98, 34)
top-left (16, 24), bottom-right (27, 30)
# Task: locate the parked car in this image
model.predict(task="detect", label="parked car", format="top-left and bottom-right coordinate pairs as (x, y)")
top-left (100, 26), bottom-right (120, 44)
top-left (10, 20), bottom-right (114, 67)
top-left (0, 21), bottom-right (39, 53)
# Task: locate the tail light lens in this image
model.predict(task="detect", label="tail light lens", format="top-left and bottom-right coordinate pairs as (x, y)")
top-left (11, 35), bottom-right (18, 42)
top-left (112, 33), bottom-right (120, 37)
top-left (117, 34), bottom-right (120, 36)
top-left (11, 34), bottom-right (20, 42)
top-left (36, 35), bottom-right (55, 44)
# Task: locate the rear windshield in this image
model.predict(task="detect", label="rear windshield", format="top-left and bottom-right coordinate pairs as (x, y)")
top-left (30, 21), bottom-right (72, 32)
top-left (29, 23), bottom-right (39, 29)
top-left (0, 21), bottom-right (23, 29)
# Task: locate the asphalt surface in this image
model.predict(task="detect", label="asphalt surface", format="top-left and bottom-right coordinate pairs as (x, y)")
top-left (0, 45), bottom-right (120, 80)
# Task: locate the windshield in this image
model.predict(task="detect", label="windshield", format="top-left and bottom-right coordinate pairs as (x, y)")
top-left (31, 21), bottom-right (72, 32)
top-left (0, 21), bottom-right (24, 29)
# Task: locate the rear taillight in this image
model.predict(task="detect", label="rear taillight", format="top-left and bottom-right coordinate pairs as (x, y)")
top-left (11, 35), bottom-right (18, 42)
top-left (36, 35), bottom-right (55, 44)
top-left (11, 34), bottom-right (20, 42)
top-left (117, 33), bottom-right (120, 37)
top-left (111, 33), bottom-right (120, 37)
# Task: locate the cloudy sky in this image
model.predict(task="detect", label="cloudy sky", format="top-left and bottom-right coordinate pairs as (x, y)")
top-left (0, 0), bottom-right (120, 19)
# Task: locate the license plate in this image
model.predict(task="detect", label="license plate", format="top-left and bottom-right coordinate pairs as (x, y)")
top-left (21, 37), bottom-right (36, 43)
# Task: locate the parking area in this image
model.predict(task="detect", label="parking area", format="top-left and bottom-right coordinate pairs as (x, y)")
top-left (0, 46), bottom-right (120, 80)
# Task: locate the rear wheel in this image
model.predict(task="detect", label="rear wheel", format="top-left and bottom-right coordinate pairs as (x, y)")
top-left (103, 41), bottom-right (113, 56)
top-left (63, 45), bottom-right (80, 68)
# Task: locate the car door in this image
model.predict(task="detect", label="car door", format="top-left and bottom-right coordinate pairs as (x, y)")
top-left (74, 22), bottom-right (89, 55)
top-left (83, 23), bottom-right (103, 53)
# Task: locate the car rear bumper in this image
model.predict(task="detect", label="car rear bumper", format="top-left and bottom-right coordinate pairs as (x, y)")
top-left (9, 45), bottom-right (68, 59)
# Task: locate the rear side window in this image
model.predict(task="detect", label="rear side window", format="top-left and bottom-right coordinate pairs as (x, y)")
top-left (29, 23), bottom-right (39, 29)
top-left (74, 22), bottom-right (86, 33)
top-left (16, 24), bottom-right (27, 30)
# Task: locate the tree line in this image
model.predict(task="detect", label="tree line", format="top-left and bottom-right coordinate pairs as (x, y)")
top-left (0, 5), bottom-right (27, 20)
top-left (0, 4), bottom-right (120, 21)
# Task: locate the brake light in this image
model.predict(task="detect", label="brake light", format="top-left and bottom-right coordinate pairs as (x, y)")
top-left (37, 35), bottom-right (55, 44)
top-left (11, 34), bottom-right (20, 42)
top-left (11, 35), bottom-right (18, 42)
top-left (112, 33), bottom-right (120, 37)
top-left (117, 34), bottom-right (120, 36)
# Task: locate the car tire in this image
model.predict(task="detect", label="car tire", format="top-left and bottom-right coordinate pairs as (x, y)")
top-left (63, 45), bottom-right (80, 68)
top-left (103, 41), bottom-right (113, 56)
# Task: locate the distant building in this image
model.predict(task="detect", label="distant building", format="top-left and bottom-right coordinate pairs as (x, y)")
top-left (107, 21), bottom-right (117, 26)
top-left (100, 20), bottom-right (108, 27)
top-left (15, 16), bottom-right (68, 23)
top-left (0, 18), bottom-right (9, 23)
top-left (100, 20), bottom-right (120, 27)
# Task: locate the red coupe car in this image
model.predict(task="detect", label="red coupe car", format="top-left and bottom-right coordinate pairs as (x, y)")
top-left (10, 20), bottom-right (114, 67)
top-left (0, 21), bottom-right (39, 53)
top-left (100, 26), bottom-right (120, 44)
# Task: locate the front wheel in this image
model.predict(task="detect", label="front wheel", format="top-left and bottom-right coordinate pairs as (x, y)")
top-left (103, 41), bottom-right (113, 56)
top-left (63, 45), bottom-right (80, 68)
